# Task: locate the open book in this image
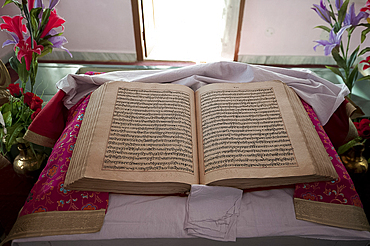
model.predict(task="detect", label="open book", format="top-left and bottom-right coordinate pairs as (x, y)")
top-left (64, 80), bottom-right (338, 194)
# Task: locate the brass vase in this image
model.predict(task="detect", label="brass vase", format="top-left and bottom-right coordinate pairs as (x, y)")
top-left (13, 142), bottom-right (45, 176)
top-left (340, 143), bottom-right (369, 174)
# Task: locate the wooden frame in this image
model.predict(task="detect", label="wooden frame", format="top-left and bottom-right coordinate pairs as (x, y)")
top-left (131, 0), bottom-right (144, 61)
top-left (234, 0), bottom-right (245, 62)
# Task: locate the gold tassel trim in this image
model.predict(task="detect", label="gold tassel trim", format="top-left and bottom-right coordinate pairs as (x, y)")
top-left (23, 129), bottom-right (57, 148)
top-left (2, 209), bottom-right (106, 245)
top-left (294, 198), bottom-right (370, 231)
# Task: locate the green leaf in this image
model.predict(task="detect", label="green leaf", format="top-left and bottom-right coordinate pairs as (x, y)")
top-left (39, 47), bottom-right (53, 58)
top-left (359, 23), bottom-right (370, 28)
top-left (37, 8), bottom-right (51, 40)
top-left (2, 0), bottom-right (13, 7)
top-left (9, 55), bottom-right (20, 73)
top-left (17, 58), bottom-right (29, 84)
top-left (361, 27), bottom-right (370, 43)
top-left (357, 75), bottom-right (370, 82)
top-left (2, 0), bottom-right (21, 8)
top-left (359, 47), bottom-right (370, 56)
top-left (30, 8), bottom-right (43, 39)
top-left (20, 108), bottom-right (32, 123)
top-left (348, 65), bottom-right (359, 89)
top-left (2, 111), bottom-right (12, 127)
top-left (338, 0), bottom-right (350, 26)
top-left (37, 39), bottom-right (53, 47)
top-left (1, 103), bottom-right (11, 114)
top-left (347, 46), bottom-right (359, 68)
top-left (5, 123), bottom-right (24, 152)
top-left (314, 25), bottom-right (331, 33)
top-left (29, 59), bottom-right (38, 90)
top-left (331, 48), bottom-right (347, 69)
top-left (326, 66), bottom-right (345, 80)
top-left (0, 128), bottom-right (5, 139)
top-left (328, 9), bottom-right (336, 21)
top-left (337, 136), bottom-right (362, 155)
top-left (333, 21), bottom-right (342, 33)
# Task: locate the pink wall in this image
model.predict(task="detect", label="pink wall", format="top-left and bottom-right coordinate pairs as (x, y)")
top-left (0, 0), bottom-right (136, 62)
top-left (0, 3), bottom-right (19, 62)
top-left (1, 0), bottom-right (369, 63)
top-left (238, 0), bottom-right (370, 57)
top-left (54, 0), bottom-right (136, 54)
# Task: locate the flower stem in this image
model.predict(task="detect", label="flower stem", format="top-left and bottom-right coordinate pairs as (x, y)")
top-left (22, 2), bottom-right (34, 49)
top-left (327, 0), bottom-right (338, 23)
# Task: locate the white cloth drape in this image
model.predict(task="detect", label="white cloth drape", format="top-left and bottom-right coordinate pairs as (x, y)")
top-left (56, 61), bottom-right (349, 125)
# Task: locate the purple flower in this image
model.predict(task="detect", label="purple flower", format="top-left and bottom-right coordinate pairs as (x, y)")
top-left (35, 0), bottom-right (43, 8)
top-left (344, 3), bottom-right (369, 26)
top-left (314, 25), bottom-right (350, 55)
top-left (336, 0), bottom-right (343, 11)
top-left (49, 0), bottom-right (60, 9)
top-left (48, 30), bottom-right (72, 57)
top-left (2, 32), bottom-right (19, 47)
top-left (312, 0), bottom-right (332, 24)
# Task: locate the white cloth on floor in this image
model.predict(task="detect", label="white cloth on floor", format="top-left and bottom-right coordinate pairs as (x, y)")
top-left (184, 185), bottom-right (243, 241)
top-left (55, 61), bottom-right (349, 125)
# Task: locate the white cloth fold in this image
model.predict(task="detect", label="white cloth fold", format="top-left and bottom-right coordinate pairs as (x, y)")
top-left (184, 185), bottom-right (243, 241)
top-left (55, 61), bottom-right (349, 125)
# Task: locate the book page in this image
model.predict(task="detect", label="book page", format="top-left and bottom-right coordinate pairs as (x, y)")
top-left (83, 81), bottom-right (199, 185)
top-left (195, 81), bottom-right (316, 185)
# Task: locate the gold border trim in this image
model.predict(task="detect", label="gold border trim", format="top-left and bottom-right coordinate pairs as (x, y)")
top-left (23, 129), bottom-right (57, 148)
top-left (294, 198), bottom-right (370, 231)
top-left (2, 209), bottom-right (106, 245)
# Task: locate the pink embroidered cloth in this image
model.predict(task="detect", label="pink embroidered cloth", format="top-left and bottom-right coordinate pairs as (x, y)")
top-left (20, 87), bottom-right (362, 222)
top-left (294, 100), bottom-right (362, 208)
top-left (20, 94), bottom-right (109, 216)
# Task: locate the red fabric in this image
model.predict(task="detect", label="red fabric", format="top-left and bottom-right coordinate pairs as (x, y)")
top-left (323, 99), bottom-right (350, 149)
top-left (294, 100), bottom-right (362, 208)
top-left (28, 90), bottom-right (68, 144)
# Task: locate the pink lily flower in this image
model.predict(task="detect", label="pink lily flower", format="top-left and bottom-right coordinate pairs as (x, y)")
top-left (360, 56), bottom-right (370, 70)
top-left (15, 37), bottom-right (44, 71)
top-left (28, 0), bottom-right (36, 10)
top-left (361, 0), bottom-right (370, 12)
top-left (0, 16), bottom-right (27, 41)
top-left (40, 9), bottom-right (65, 38)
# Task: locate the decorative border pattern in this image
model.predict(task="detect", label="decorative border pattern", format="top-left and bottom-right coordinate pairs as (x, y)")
top-left (294, 198), bottom-right (370, 231)
top-left (3, 209), bottom-right (105, 245)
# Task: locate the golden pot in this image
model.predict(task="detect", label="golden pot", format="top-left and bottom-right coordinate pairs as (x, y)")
top-left (13, 143), bottom-right (45, 176)
top-left (340, 143), bottom-right (369, 174)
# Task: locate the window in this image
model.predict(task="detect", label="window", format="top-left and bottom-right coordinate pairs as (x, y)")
top-left (131, 0), bottom-right (245, 62)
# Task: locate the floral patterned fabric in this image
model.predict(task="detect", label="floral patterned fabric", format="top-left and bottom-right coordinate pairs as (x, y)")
top-left (19, 94), bottom-right (109, 216)
top-left (294, 100), bottom-right (362, 208)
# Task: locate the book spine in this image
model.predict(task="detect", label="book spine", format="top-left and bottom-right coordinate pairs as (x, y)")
top-left (65, 83), bottom-right (107, 187)
top-left (284, 85), bottom-right (336, 179)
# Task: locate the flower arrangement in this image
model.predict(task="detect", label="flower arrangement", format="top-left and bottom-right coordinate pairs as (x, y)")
top-left (312, 0), bottom-right (370, 95)
top-left (354, 118), bottom-right (370, 139)
top-left (0, 83), bottom-right (43, 153)
top-left (354, 118), bottom-right (370, 159)
top-left (0, 0), bottom-right (71, 154)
